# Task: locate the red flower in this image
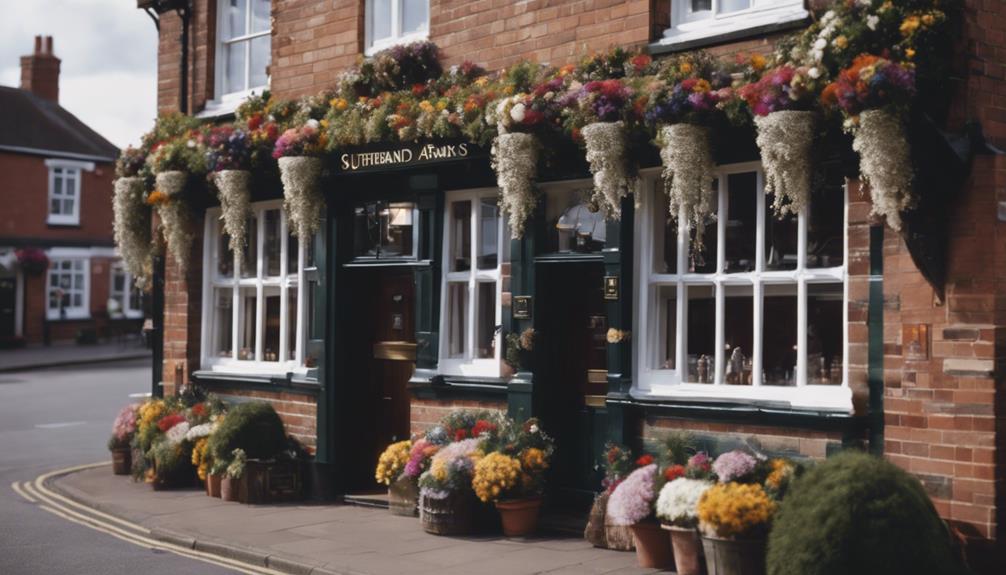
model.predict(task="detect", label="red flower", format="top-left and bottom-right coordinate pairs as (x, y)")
top-left (411, 83), bottom-right (427, 96)
top-left (191, 403), bottom-right (207, 418)
top-left (157, 413), bottom-right (186, 433)
top-left (636, 454), bottom-right (654, 467)
top-left (472, 420), bottom-right (497, 437)
top-left (247, 113), bottom-right (263, 132)
top-left (664, 464), bottom-right (686, 482)
top-left (454, 429), bottom-right (467, 441)
top-left (630, 54), bottom-right (652, 72)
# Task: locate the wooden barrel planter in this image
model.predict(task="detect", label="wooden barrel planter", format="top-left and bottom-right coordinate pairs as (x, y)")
top-left (388, 475), bottom-right (419, 517)
top-left (420, 491), bottom-right (474, 536)
top-left (111, 448), bottom-right (131, 475)
top-left (238, 459), bottom-right (303, 504)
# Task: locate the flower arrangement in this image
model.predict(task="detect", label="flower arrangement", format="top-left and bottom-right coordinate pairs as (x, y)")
top-left (599, 442), bottom-right (637, 494)
top-left (821, 55), bottom-right (916, 118)
top-left (108, 404), bottom-right (139, 450)
top-left (697, 482), bottom-right (776, 539)
top-left (504, 327), bottom-right (535, 371)
top-left (656, 477), bottom-right (714, 528)
top-left (191, 437), bottom-right (210, 480)
top-left (404, 437), bottom-right (439, 478)
top-left (712, 450), bottom-right (759, 483)
top-left (113, 176), bottom-right (152, 287)
top-left (205, 125), bottom-right (255, 265)
top-left (418, 437), bottom-right (483, 498)
top-left (763, 458), bottom-right (799, 500)
top-left (606, 463), bottom-right (658, 526)
top-left (375, 439), bottom-right (412, 485)
top-left (492, 129), bottom-right (540, 238)
top-left (14, 248), bottom-right (49, 276)
top-left (275, 120), bottom-right (327, 239)
top-left (439, 410), bottom-right (503, 443)
top-left (273, 120), bottom-right (328, 159)
top-left (115, 146), bottom-right (148, 179)
top-left (686, 452), bottom-right (714, 480)
top-left (226, 448), bottom-right (247, 479)
top-left (472, 451), bottom-right (522, 503)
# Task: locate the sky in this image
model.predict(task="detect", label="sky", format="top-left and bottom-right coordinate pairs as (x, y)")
top-left (0, 0), bottom-right (158, 149)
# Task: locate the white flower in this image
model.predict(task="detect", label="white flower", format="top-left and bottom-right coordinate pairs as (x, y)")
top-left (166, 421), bottom-right (190, 445)
top-left (185, 422), bottom-right (215, 441)
top-left (858, 0), bottom-right (872, 5)
top-left (754, 111), bottom-right (816, 217)
top-left (509, 102), bottom-right (526, 123)
top-left (660, 124), bottom-right (716, 249)
top-left (813, 38), bottom-right (828, 51)
top-left (186, 139), bottom-right (196, 148)
top-left (852, 110), bottom-right (915, 231)
top-left (867, 15), bottom-right (879, 30)
top-left (306, 118), bottom-right (320, 130)
top-left (822, 10), bottom-right (835, 22)
top-left (582, 121), bottom-right (634, 217)
top-left (655, 478), bottom-right (713, 526)
top-left (492, 132), bottom-right (540, 238)
top-left (530, 424), bottom-right (539, 434)
top-left (808, 67), bottom-right (821, 79)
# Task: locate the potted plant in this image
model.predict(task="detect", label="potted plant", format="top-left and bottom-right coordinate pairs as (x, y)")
top-left (585, 443), bottom-right (642, 550)
top-left (697, 482), bottom-right (776, 575)
top-left (376, 439), bottom-right (417, 516)
top-left (657, 475), bottom-right (714, 575)
top-left (206, 460), bottom-right (225, 498)
top-left (607, 463), bottom-right (674, 569)
top-left (108, 404), bottom-right (139, 475)
top-left (417, 437), bottom-right (483, 535)
top-left (221, 448), bottom-right (245, 502)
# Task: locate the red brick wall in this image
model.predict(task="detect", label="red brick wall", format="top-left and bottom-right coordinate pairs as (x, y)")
top-left (160, 213), bottom-right (204, 397)
top-left (198, 384), bottom-right (319, 450)
top-left (410, 397), bottom-right (506, 435)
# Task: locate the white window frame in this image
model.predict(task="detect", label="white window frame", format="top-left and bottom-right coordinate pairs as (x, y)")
top-left (365, 0), bottom-right (430, 56)
top-left (46, 257), bottom-right (90, 320)
top-left (661, 0), bottom-right (808, 47)
top-left (208, 0), bottom-right (271, 116)
top-left (200, 201), bottom-right (309, 375)
top-left (45, 159), bottom-right (93, 226)
top-left (633, 163), bottom-right (852, 412)
top-left (438, 188), bottom-right (504, 378)
top-left (109, 262), bottom-right (144, 319)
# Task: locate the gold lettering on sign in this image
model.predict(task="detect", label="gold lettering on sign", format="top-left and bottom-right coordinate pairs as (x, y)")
top-left (340, 143), bottom-right (472, 171)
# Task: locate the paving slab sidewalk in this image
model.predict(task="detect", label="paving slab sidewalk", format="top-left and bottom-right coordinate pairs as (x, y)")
top-left (54, 465), bottom-right (657, 575)
top-left (0, 341), bottom-right (150, 372)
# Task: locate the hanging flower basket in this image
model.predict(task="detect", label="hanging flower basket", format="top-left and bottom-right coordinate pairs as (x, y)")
top-left (659, 124), bottom-right (716, 248)
top-left (213, 169), bottom-right (253, 266)
top-left (491, 132), bottom-right (540, 239)
top-left (853, 109), bottom-right (914, 231)
top-left (112, 176), bottom-right (151, 286)
top-left (14, 248), bottom-right (49, 276)
top-left (582, 121), bottom-right (633, 218)
top-left (154, 170), bottom-right (194, 273)
top-left (278, 156), bottom-right (325, 239)
top-left (753, 110), bottom-right (816, 216)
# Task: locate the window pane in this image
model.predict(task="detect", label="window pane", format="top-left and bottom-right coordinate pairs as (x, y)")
top-left (384, 202), bottom-right (414, 257)
top-left (306, 232), bottom-right (317, 268)
top-left (689, 180), bottom-right (718, 273)
top-left (217, 227), bottom-right (234, 279)
top-left (476, 282), bottom-right (496, 359)
top-left (354, 203), bottom-right (381, 257)
top-left (214, 288), bottom-right (233, 358)
top-left (239, 288), bottom-right (257, 360)
top-left (720, 0), bottom-right (751, 13)
top-left (251, 0), bottom-right (270, 33)
top-left (50, 199), bottom-right (61, 214)
top-left (402, 0), bottom-right (428, 34)
top-left (63, 199), bottom-right (75, 216)
top-left (656, 285), bottom-right (677, 370)
top-left (725, 172), bottom-right (757, 273)
top-left (287, 228), bottom-right (299, 274)
top-left (685, 284), bottom-right (715, 383)
top-left (53, 175), bottom-right (63, 196)
top-left (763, 284), bottom-right (797, 386)
top-left (307, 279), bottom-right (319, 340)
top-left (129, 287), bottom-right (142, 311)
top-left (72, 294), bottom-right (82, 307)
top-left (808, 180), bottom-right (844, 268)
top-left (450, 201), bottom-right (471, 272)
top-left (447, 282), bottom-right (468, 358)
top-left (372, 0), bottom-right (392, 41)
top-left (242, 213), bottom-right (257, 277)
top-left (224, 41), bottom-right (246, 94)
top-left (655, 193), bottom-right (678, 274)
top-left (225, 0), bottom-right (247, 39)
top-left (249, 35), bottom-right (270, 89)
top-left (113, 274), bottom-right (125, 292)
top-left (263, 288), bottom-right (280, 362)
top-left (808, 283), bottom-right (843, 385)
top-left (263, 209), bottom-right (281, 277)
top-left (287, 289), bottom-right (297, 361)
top-left (478, 198), bottom-right (498, 269)
top-left (765, 193), bottom-right (798, 271)
top-left (691, 0), bottom-right (712, 11)
top-left (65, 172), bottom-right (77, 195)
top-left (723, 284), bottom-right (753, 384)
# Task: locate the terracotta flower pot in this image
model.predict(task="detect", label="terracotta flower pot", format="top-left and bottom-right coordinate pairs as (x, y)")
top-left (220, 477), bottom-right (239, 502)
top-left (495, 497), bottom-right (542, 537)
top-left (666, 525), bottom-right (705, 575)
top-left (110, 447), bottom-right (131, 476)
top-left (206, 474), bottom-right (222, 498)
top-left (701, 534), bottom-right (767, 575)
top-left (629, 520), bottom-right (675, 570)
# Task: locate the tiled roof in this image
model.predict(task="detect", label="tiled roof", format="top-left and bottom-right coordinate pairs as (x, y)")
top-left (0, 85), bottom-right (118, 161)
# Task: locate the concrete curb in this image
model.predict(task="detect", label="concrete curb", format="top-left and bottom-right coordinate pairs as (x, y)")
top-left (0, 351), bottom-right (151, 373)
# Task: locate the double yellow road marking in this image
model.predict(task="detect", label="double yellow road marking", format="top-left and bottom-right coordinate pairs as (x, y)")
top-left (10, 463), bottom-right (289, 575)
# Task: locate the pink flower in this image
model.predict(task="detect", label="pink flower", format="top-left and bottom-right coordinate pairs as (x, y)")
top-left (606, 464), bottom-right (658, 525)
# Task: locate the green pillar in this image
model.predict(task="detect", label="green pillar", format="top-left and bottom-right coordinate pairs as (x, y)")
top-left (604, 197), bottom-right (635, 448)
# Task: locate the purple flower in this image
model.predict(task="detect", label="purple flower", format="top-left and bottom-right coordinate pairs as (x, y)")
top-left (606, 464), bottom-right (658, 525)
top-left (712, 450), bottom-right (758, 482)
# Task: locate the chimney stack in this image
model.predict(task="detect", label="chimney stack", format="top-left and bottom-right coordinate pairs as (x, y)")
top-left (20, 35), bottom-right (60, 103)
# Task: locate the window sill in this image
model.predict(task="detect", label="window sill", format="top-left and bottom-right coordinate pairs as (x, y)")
top-left (45, 313), bottom-right (91, 322)
top-left (365, 32), bottom-right (429, 57)
top-left (629, 383), bottom-right (853, 414)
top-left (47, 218), bottom-right (80, 227)
top-left (192, 369), bottom-right (320, 393)
top-left (196, 88), bottom-right (266, 120)
top-left (651, 6), bottom-right (809, 54)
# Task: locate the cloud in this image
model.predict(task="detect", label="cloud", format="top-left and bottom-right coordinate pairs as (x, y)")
top-left (0, 0), bottom-right (158, 148)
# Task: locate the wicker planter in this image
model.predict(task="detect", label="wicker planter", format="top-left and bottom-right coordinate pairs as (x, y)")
top-left (111, 447), bottom-right (131, 476)
top-left (220, 477), bottom-right (240, 502)
top-left (238, 459), bottom-right (303, 504)
top-left (420, 491), bottom-right (474, 536)
top-left (496, 497), bottom-right (542, 537)
top-left (666, 525), bottom-right (704, 575)
top-left (603, 493), bottom-right (635, 551)
top-left (206, 473), bottom-right (222, 498)
top-left (629, 520), bottom-right (675, 570)
top-left (701, 534), bottom-right (767, 575)
top-left (388, 475), bottom-right (419, 517)
top-left (584, 493), bottom-right (609, 548)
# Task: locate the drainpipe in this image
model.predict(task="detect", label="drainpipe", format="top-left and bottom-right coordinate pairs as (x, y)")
top-left (176, 1), bottom-right (191, 114)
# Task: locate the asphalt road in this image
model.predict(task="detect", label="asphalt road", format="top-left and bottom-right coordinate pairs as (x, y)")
top-left (0, 359), bottom-right (238, 575)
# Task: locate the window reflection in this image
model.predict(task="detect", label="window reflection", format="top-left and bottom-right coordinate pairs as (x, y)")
top-left (214, 288), bottom-right (232, 358)
top-left (239, 287), bottom-right (257, 360)
top-left (263, 288), bottom-right (280, 362)
top-left (655, 192), bottom-right (677, 274)
top-left (808, 283), bottom-right (843, 384)
top-left (689, 180), bottom-right (718, 273)
top-left (763, 285), bottom-right (797, 386)
top-left (242, 214), bottom-right (257, 278)
top-left (725, 172), bottom-right (756, 273)
top-left (264, 209), bottom-right (281, 277)
top-left (476, 282), bottom-right (496, 358)
top-left (765, 194), bottom-right (798, 271)
top-left (447, 282), bottom-right (467, 357)
top-left (686, 284), bottom-right (715, 382)
top-left (808, 178), bottom-right (844, 268)
top-left (451, 201), bottom-right (471, 271)
top-left (657, 285), bottom-right (677, 369)
top-left (723, 284), bottom-right (753, 384)
top-left (353, 201), bottom-right (416, 259)
top-left (478, 199), bottom-right (499, 269)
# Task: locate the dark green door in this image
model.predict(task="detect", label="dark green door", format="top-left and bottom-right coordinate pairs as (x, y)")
top-left (0, 275), bottom-right (16, 343)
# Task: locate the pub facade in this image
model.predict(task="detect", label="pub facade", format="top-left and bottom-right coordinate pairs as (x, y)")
top-left (135, 0), bottom-right (1004, 569)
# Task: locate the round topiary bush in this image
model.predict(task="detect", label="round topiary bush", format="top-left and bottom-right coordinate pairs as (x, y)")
top-left (207, 401), bottom-right (287, 464)
top-left (767, 451), bottom-right (969, 575)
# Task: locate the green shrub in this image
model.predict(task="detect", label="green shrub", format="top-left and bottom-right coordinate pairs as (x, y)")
top-left (207, 401), bottom-right (287, 464)
top-left (767, 451), bottom-right (970, 575)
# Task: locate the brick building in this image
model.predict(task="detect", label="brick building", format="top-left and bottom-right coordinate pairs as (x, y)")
top-left (139, 1), bottom-right (1004, 570)
top-left (0, 36), bottom-right (140, 347)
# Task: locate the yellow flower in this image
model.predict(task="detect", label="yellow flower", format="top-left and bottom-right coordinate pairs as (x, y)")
top-left (330, 97), bottom-right (348, 111)
top-left (905, 48), bottom-right (916, 59)
top-left (436, 99), bottom-right (448, 111)
top-left (765, 458), bottom-right (794, 489)
top-left (472, 452), bottom-right (522, 503)
top-left (680, 62), bottom-right (693, 74)
top-left (374, 440), bottom-right (412, 485)
top-left (320, 119), bottom-right (330, 129)
top-left (833, 35), bottom-right (848, 50)
top-left (521, 448), bottom-right (548, 472)
top-left (750, 54), bottom-right (767, 72)
top-left (921, 13), bottom-right (935, 26)
top-left (697, 483), bottom-right (776, 539)
top-left (900, 16), bottom-right (921, 36)
top-left (475, 76), bottom-right (490, 87)
top-left (419, 100), bottom-right (435, 113)
top-left (693, 79), bottom-right (712, 93)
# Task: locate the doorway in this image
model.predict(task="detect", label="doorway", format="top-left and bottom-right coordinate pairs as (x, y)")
top-left (0, 272), bottom-right (17, 344)
top-left (535, 261), bottom-right (608, 509)
top-left (342, 267), bottom-right (415, 493)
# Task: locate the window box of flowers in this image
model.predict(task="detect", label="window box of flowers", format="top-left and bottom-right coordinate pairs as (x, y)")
top-left (696, 450), bottom-right (777, 575)
top-left (656, 453), bottom-right (715, 575)
top-left (472, 417), bottom-right (554, 537)
top-left (607, 463), bottom-right (674, 569)
top-left (108, 404), bottom-right (139, 475)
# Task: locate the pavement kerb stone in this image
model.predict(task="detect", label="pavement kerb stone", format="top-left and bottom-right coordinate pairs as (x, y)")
top-left (0, 351), bottom-right (151, 373)
top-left (192, 537), bottom-right (270, 567)
top-left (150, 527), bottom-right (197, 550)
top-left (265, 553), bottom-right (329, 575)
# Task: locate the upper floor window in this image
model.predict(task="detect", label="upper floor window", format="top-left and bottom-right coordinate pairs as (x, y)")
top-left (439, 189), bottom-right (505, 377)
top-left (633, 163), bottom-right (851, 412)
top-left (109, 262), bottom-right (143, 319)
top-left (366, 0), bottom-right (429, 55)
top-left (46, 159), bottom-right (92, 226)
top-left (662, 0), bottom-right (808, 47)
top-left (216, 0), bottom-right (271, 100)
top-left (47, 258), bottom-right (89, 320)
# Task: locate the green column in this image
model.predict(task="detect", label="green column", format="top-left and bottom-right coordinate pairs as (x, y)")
top-left (604, 197), bottom-right (635, 448)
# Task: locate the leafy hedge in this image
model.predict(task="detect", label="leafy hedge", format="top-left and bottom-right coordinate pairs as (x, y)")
top-left (767, 451), bottom-right (970, 575)
top-left (207, 401), bottom-right (287, 465)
